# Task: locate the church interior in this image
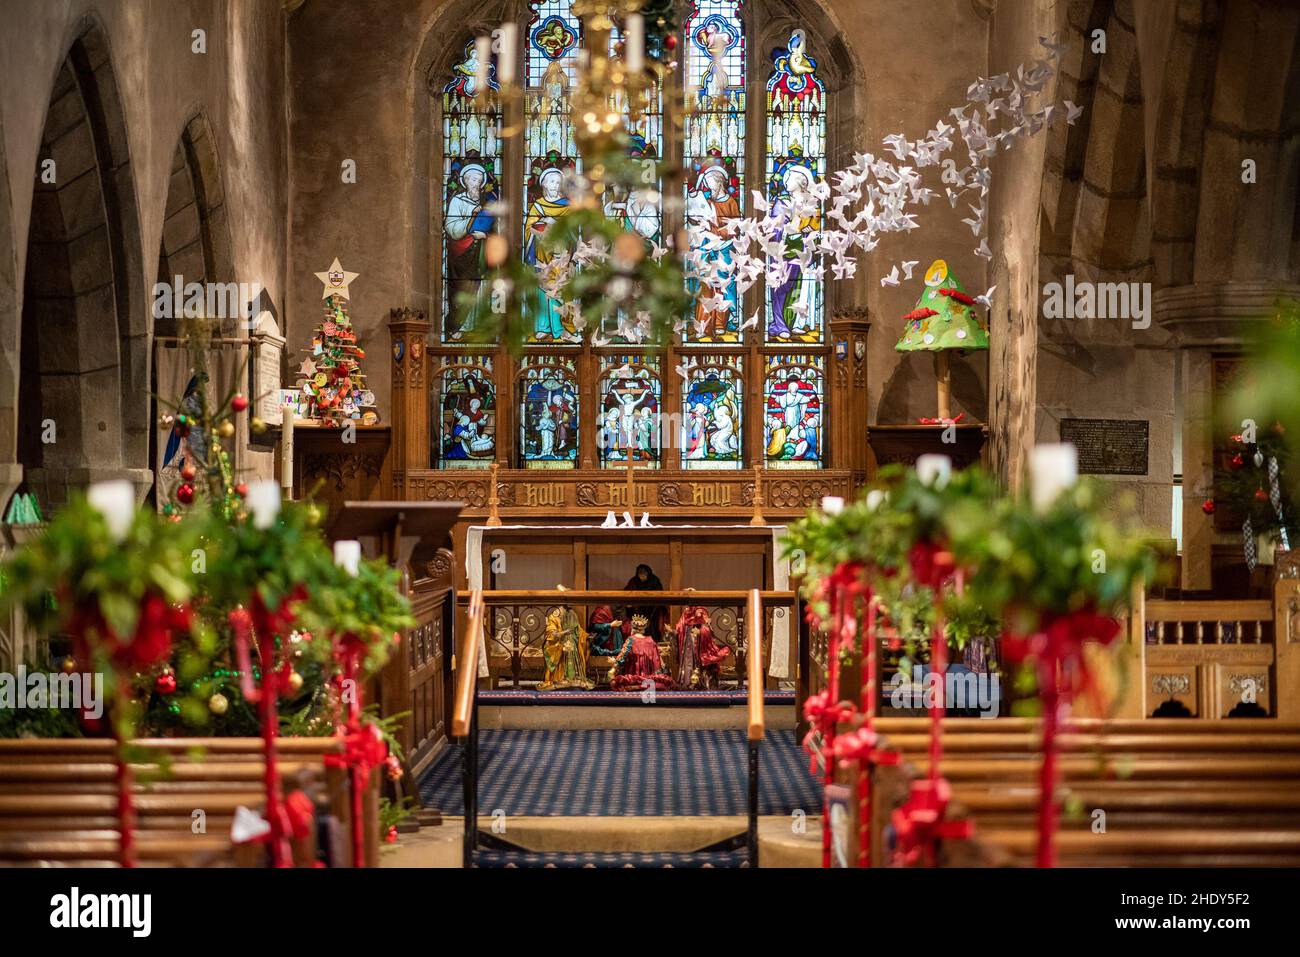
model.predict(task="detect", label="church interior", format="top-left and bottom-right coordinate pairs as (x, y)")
top-left (1, 0), bottom-right (1299, 896)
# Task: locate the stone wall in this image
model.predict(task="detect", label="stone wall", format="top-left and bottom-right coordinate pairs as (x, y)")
top-left (0, 0), bottom-right (289, 507)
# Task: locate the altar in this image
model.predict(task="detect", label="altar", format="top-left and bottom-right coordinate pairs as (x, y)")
top-left (461, 523), bottom-right (801, 695)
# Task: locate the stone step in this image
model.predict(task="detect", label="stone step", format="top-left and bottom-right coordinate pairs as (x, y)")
top-left (378, 816), bottom-right (822, 868)
top-left (478, 704), bottom-right (798, 731)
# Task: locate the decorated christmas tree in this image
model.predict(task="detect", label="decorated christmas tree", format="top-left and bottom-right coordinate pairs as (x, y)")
top-left (895, 258), bottom-right (990, 421)
top-left (296, 258), bottom-right (379, 427)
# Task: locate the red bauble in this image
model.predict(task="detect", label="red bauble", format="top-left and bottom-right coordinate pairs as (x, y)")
top-left (235, 482), bottom-right (249, 498)
top-left (665, 34), bottom-right (678, 50)
top-left (232, 394), bottom-right (249, 412)
top-left (385, 826), bottom-right (398, 844)
top-left (385, 754), bottom-right (402, 781)
top-left (1201, 499), bottom-right (1216, 515)
top-left (155, 671), bottom-right (177, 695)
top-left (1230, 453), bottom-right (1245, 469)
top-left (180, 463), bottom-right (197, 482)
top-left (176, 483), bottom-right (195, 504)
top-left (1254, 489), bottom-right (1270, 503)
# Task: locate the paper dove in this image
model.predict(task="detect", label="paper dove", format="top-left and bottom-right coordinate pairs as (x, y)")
top-left (901, 261), bottom-right (920, 280)
top-left (621, 511), bottom-right (636, 528)
top-left (975, 285), bottom-right (997, 309)
top-left (639, 512), bottom-right (652, 527)
top-left (231, 806), bottom-right (271, 844)
top-left (602, 511), bottom-right (618, 528)
top-left (880, 265), bottom-right (901, 288)
top-left (740, 310), bottom-right (760, 332)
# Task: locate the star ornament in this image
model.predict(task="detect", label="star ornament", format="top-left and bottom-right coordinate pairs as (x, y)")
top-left (314, 257), bottom-right (359, 300)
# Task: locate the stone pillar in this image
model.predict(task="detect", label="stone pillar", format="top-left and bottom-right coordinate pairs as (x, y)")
top-left (830, 308), bottom-right (870, 491)
top-left (1155, 282), bottom-right (1300, 591)
top-left (388, 308), bottom-right (431, 497)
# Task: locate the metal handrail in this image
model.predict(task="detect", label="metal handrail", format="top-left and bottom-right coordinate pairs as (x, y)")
top-left (452, 589), bottom-right (484, 739)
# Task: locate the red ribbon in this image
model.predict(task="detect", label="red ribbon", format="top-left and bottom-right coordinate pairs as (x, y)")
top-left (890, 777), bottom-right (974, 867)
top-left (327, 634), bottom-right (389, 868)
top-left (907, 541), bottom-right (956, 591)
top-left (1000, 607), bottom-right (1120, 867)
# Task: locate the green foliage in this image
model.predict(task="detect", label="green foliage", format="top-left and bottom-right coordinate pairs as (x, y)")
top-left (0, 496), bottom-right (198, 639)
top-left (307, 559), bottom-right (415, 679)
top-left (1229, 299), bottom-right (1300, 500)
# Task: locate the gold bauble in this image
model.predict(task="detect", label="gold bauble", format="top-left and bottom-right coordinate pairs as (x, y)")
top-left (208, 693), bottom-right (229, 716)
top-left (217, 420), bottom-right (236, 439)
top-left (613, 230), bottom-right (646, 265)
top-left (485, 234), bottom-right (509, 269)
top-left (287, 671), bottom-right (304, 693)
top-left (250, 417), bottom-right (267, 434)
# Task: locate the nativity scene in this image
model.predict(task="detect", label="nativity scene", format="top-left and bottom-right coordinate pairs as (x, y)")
top-left (2, 0), bottom-right (1299, 908)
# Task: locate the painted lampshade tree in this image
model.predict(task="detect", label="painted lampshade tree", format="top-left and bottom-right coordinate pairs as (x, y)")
top-left (894, 259), bottom-right (990, 421)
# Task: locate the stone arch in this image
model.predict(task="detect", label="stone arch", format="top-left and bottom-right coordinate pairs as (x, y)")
top-left (1039, 0), bottom-right (1150, 286)
top-left (155, 110), bottom-right (236, 337)
top-left (0, 105), bottom-right (18, 485)
top-left (17, 17), bottom-right (148, 511)
top-left (406, 0), bottom-right (868, 317)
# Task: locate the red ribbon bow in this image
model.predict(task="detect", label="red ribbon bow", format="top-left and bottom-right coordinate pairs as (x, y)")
top-left (325, 723), bottom-right (389, 774)
top-left (832, 726), bottom-right (900, 769)
top-left (890, 777), bottom-right (974, 867)
top-left (907, 541), bottom-right (956, 591)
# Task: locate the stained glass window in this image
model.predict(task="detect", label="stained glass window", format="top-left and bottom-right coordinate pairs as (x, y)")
top-left (765, 29), bottom-right (825, 344)
top-left (442, 41), bottom-right (502, 343)
top-left (519, 356), bottom-right (579, 467)
top-left (601, 21), bottom-right (665, 342)
top-left (598, 355), bottom-right (661, 468)
top-left (435, 359), bottom-right (496, 467)
top-left (764, 354), bottom-right (823, 469)
top-left (524, 0), bottom-right (582, 343)
top-left (681, 354), bottom-right (743, 469)
top-left (683, 0), bottom-right (746, 344)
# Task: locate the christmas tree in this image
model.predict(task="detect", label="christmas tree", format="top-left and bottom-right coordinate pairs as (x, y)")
top-left (895, 258), bottom-right (990, 421)
top-left (295, 258), bottom-right (379, 427)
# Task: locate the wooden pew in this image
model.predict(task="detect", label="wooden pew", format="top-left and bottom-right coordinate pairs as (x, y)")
top-left (868, 718), bottom-right (1300, 867)
top-left (0, 737), bottom-right (372, 867)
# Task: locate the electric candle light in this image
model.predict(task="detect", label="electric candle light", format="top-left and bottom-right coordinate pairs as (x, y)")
top-left (280, 404), bottom-right (294, 494)
top-left (334, 539), bottom-right (362, 577)
top-left (246, 480), bottom-right (281, 530)
top-left (87, 480), bottom-right (135, 542)
top-left (865, 489), bottom-right (886, 511)
top-left (625, 13), bottom-right (644, 73)
top-left (474, 35), bottom-right (491, 96)
top-left (496, 23), bottom-right (516, 86)
top-left (1028, 443), bottom-right (1079, 513)
top-left (916, 454), bottom-right (952, 488)
top-left (821, 495), bottom-right (845, 515)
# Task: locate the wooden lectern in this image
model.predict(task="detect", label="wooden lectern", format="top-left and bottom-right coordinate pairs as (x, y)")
top-left (325, 501), bottom-right (464, 851)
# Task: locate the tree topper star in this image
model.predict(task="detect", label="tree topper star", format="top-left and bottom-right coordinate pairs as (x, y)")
top-left (314, 257), bottom-right (359, 300)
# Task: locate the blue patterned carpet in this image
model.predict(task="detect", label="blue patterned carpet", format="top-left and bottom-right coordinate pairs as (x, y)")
top-left (480, 690), bottom-right (797, 707)
top-left (418, 729), bottom-right (819, 817)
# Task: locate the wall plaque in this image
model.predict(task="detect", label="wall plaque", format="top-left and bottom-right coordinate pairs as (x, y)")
top-left (1060, 418), bottom-right (1149, 475)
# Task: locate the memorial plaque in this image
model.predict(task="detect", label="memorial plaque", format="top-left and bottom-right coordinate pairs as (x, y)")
top-left (1060, 418), bottom-right (1149, 475)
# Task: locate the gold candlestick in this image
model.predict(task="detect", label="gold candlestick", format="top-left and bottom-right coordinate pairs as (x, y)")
top-left (749, 465), bottom-right (766, 527)
top-left (487, 462), bottom-right (502, 527)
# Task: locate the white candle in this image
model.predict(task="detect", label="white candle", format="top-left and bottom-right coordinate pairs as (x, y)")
top-left (916, 454), bottom-right (953, 488)
top-left (333, 539), bottom-right (362, 577)
top-left (865, 489), bottom-right (886, 512)
top-left (820, 495), bottom-right (845, 515)
top-left (474, 35), bottom-right (491, 96)
top-left (496, 24), bottom-right (516, 86)
top-left (87, 480), bottom-right (135, 542)
top-left (625, 13), bottom-right (645, 73)
top-left (280, 404), bottom-right (294, 494)
top-left (1029, 443), bottom-right (1079, 513)
top-left (246, 480), bottom-right (281, 530)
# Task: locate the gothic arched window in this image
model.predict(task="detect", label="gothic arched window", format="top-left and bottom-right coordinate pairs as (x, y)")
top-left (764, 28), bottom-right (825, 344)
top-left (441, 41), bottom-right (501, 345)
top-left (431, 2), bottom-right (838, 474)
